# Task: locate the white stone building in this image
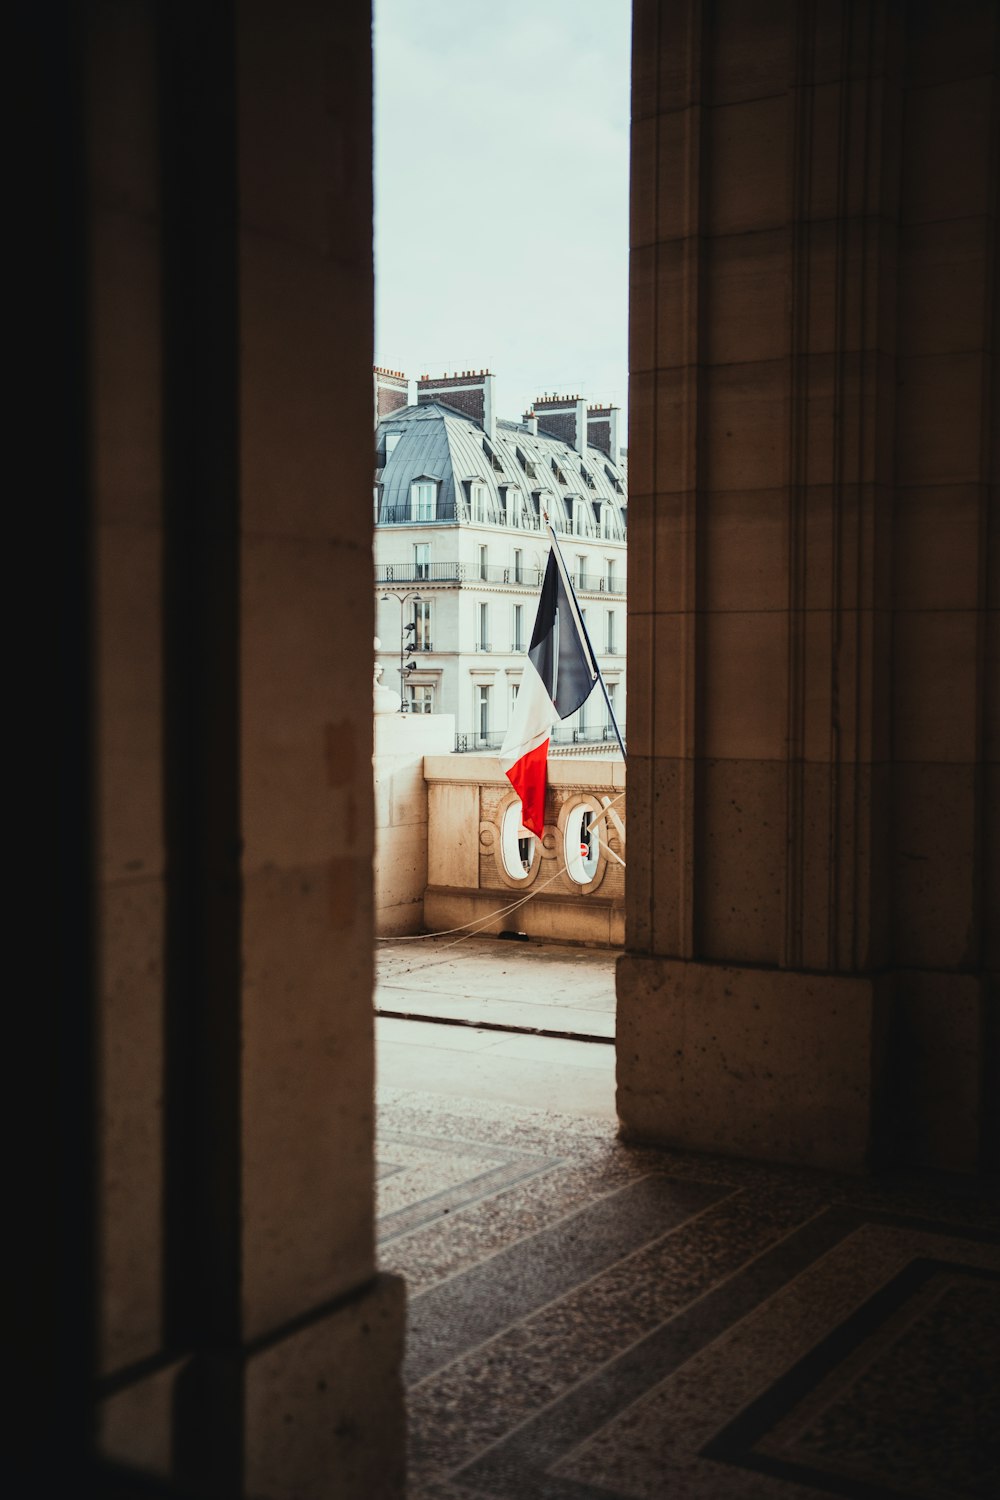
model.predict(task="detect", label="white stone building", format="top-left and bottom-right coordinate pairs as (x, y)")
top-left (373, 368), bottom-right (628, 751)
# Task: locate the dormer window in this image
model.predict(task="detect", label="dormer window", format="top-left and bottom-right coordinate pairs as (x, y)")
top-left (546, 494), bottom-right (569, 533)
top-left (410, 478), bottom-right (437, 521)
top-left (580, 462), bottom-right (597, 490)
top-left (384, 432), bottom-right (402, 460)
top-left (505, 486), bottom-right (523, 528)
top-left (516, 446), bottom-right (538, 480)
top-left (471, 482), bottom-right (487, 523)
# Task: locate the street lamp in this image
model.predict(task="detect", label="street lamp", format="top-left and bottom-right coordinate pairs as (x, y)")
top-left (379, 591), bottom-right (423, 712)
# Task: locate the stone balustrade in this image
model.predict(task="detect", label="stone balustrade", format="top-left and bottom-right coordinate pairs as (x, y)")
top-left (422, 754), bottom-right (626, 948)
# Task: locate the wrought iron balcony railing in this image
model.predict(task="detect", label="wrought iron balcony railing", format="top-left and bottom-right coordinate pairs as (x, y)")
top-left (377, 562), bottom-right (463, 583)
top-left (377, 505), bottom-right (458, 525)
top-left (453, 723), bottom-right (623, 753)
top-left (574, 573), bottom-right (627, 595)
top-left (477, 564), bottom-right (544, 585)
top-left (377, 505), bottom-right (552, 532)
top-left (375, 562), bottom-right (545, 588)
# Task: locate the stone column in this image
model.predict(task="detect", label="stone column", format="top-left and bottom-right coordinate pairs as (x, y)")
top-left (87, 2), bottom-right (405, 1494)
top-left (620, 0), bottom-right (997, 1172)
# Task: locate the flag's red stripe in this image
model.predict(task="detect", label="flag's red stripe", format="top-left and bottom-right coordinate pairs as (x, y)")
top-left (505, 738), bottom-right (550, 837)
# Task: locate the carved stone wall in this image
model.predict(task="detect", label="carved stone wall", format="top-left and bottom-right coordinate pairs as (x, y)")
top-left (82, 2), bottom-right (405, 1493)
top-left (425, 755), bottom-right (626, 947)
top-left (620, 0), bottom-right (997, 1173)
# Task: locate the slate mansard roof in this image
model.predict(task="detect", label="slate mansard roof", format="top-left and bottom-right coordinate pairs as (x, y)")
top-left (374, 401), bottom-right (627, 535)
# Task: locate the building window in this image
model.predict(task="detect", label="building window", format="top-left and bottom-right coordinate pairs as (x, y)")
top-left (479, 544), bottom-right (489, 580)
top-left (506, 488), bottom-right (521, 527)
top-left (576, 554), bottom-right (587, 588)
top-left (513, 603), bottom-right (524, 652)
top-left (606, 681), bottom-right (618, 728)
top-left (565, 803), bottom-right (600, 884)
top-left (511, 680), bottom-right (520, 715)
top-left (500, 798), bottom-right (535, 880)
top-left (606, 610), bottom-right (616, 654)
top-left (413, 599), bottom-right (432, 650)
top-left (407, 683), bottom-right (434, 714)
top-left (385, 432), bottom-right (402, 460)
top-left (373, 485), bottom-right (381, 522)
top-left (606, 557), bottom-right (616, 592)
top-left (414, 543), bottom-right (430, 580)
top-left (477, 683), bottom-right (491, 739)
top-left (478, 601), bottom-right (490, 651)
top-left (514, 548), bottom-right (524, 584)
top-left (471, 482), bottom-right (487, 523)
top-left (411, 480), bottom-right (436, 521)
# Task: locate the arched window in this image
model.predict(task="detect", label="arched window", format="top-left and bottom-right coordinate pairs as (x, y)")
top-left (564, 803), bottom-right (600, 884)
top-left (500, 800), bottom-right (536, 881)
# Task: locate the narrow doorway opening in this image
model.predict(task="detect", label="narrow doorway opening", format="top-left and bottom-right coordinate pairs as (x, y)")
top-left (372, 0), bottom-right (630, 1111)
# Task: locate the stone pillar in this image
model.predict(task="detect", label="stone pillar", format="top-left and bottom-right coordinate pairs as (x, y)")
top-left (620, 0), bottom-right (997, 1172)
top-left (85, 2), bottom-right (405, 1494)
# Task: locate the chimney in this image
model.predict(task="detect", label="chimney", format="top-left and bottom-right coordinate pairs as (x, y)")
top-left (574, 397), bottom-right (587, 454)
top-left (532, 393), bottom-right (588, 454)
top-left (373, 366), bottom-right (409, 426)
top-left (587, 404), bottom-right (620, 461)
top-left (417, 369), bottom-right (496, 443)
top-left (523, 409), bottom-right (538, 436)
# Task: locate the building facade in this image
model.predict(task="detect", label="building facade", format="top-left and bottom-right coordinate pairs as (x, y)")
top-left (373, 369), bottom-right (628, 750)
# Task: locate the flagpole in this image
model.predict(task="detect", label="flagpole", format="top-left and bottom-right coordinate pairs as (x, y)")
top-left (544, 520), bottom-right (627, 761)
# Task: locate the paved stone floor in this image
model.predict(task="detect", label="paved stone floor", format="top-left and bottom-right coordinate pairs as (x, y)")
top-left (376, 935), bottom-right (619, 1039)
top-left (375, 936), bottom-right (617, 1119)
top-left (376, 989), bottom-right (999, 1500)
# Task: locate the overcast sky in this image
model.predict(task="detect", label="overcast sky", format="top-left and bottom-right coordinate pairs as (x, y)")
top-left (374, 0), bottom-right (631, 431)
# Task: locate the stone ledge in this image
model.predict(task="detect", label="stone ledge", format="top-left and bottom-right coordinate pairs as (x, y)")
top-left (425, 886), bottom-right (625, 948)
top-left (423, 753), bottom-right (626, 789)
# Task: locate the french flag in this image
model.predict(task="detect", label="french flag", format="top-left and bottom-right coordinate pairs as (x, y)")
top-left (499, 541), bottom-right (598, 836)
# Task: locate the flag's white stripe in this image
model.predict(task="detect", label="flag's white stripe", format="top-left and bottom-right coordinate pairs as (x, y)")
top-left (499, 658), bottom-right (554, 771)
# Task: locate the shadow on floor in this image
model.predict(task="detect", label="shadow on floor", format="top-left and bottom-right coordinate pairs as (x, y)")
top-left (377, 1080), bottom-right (999, 1500)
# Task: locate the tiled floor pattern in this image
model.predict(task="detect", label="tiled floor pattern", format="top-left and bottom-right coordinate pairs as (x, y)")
top-left (377, 1088), bottom-right (999, 1500)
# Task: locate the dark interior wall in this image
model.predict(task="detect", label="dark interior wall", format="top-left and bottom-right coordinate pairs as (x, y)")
top-left (34, 0), bottom-right (97, 1487)
top-left (888, 0), bottom-right (998, 1169)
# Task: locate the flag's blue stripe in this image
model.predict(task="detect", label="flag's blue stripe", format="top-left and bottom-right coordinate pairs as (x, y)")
top-left (528, 552), bottom-right (594, 719)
